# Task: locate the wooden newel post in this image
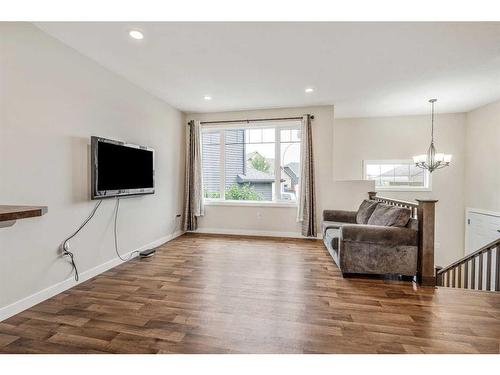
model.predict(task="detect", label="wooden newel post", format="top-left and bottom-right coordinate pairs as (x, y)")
top-left (416, 199), bottom-right (438, 286)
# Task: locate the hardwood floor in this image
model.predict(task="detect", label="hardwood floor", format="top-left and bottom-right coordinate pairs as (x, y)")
top-left (1, 233), bottom-right (499, 354)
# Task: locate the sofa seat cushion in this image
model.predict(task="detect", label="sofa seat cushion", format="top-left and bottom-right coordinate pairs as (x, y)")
top-left (367, 203), bottom-right (411, 227)
top-left (321, 220), bottom-right (346, 235)
top-left (356, 199), bottom-right (379, 224)
top-left (323, 228), bottom-right (340, 268)
top-left (341, 224), bottom-right (418, 247)
top-left (324, 228), bottom-right (340, 250)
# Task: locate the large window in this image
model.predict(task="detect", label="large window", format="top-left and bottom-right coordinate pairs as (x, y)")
top-left (201, 122), bottom-right (301, 203)
top-left (363, 160), bottom-right (431, 191)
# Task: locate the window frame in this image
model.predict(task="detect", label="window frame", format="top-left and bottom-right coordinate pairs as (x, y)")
top-left (201, 121), bottom-right (301, 206)
top-left (363, 159), bottom-right (432, 192)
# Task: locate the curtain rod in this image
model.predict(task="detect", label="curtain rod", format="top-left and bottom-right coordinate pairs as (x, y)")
top-left (199, 115), bottom-right (314, 125)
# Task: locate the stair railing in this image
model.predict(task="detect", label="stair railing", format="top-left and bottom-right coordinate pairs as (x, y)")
top-left (436, 237), bottom-right (500, 291)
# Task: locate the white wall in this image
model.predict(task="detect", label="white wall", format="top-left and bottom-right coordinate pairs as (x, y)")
top-left (188, 105), bottom-right (373, 237)
top-left (0, 23), bottom-right (185, 318)
top-left (465, 99), bottom-right (500, 213)
top-left (334, 113), bottom-right (467, 266)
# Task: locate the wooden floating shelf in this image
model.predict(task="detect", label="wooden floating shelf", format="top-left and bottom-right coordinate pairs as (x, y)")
top-left (0, 205), bottom-right (48, 223)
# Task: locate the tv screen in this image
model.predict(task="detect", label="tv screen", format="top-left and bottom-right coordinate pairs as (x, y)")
top-left (91, 136), bottom-right (155, 199)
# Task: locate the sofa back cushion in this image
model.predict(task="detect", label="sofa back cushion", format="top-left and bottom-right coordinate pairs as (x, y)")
top-left (367, 203), bottom-right (411, 227)
top-left (406, 217), bottom-right (418, 230)
top-left (356, 199), bottom-right (379, 224)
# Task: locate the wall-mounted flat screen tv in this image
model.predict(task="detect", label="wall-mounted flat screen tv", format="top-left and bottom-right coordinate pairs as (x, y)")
top-left (91, 136), bottom-right (155, 199)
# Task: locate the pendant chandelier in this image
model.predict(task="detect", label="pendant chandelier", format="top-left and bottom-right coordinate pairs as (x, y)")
top-left (413, 99), bottom-right (452, 173)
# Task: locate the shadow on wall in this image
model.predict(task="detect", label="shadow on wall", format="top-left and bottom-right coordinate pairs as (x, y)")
top-left (70, 136), bottom-right (91, 203)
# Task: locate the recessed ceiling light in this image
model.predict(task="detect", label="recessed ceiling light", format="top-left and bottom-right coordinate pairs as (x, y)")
top-left (305, 88), bottom-right (314, 93)
top-left (204, 95), bottom-right (212, 101)
top-left (129, 30), bottom-right (144, 40)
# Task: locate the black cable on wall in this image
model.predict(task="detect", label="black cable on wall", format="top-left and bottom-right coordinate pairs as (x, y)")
top-left (61, 200), bottom-right (103, 281)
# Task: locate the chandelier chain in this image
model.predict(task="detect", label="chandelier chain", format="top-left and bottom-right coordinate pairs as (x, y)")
top-left (431, 100), bottom-right (434, 142)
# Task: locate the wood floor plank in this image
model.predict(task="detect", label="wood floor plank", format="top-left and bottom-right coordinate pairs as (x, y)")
top-left (1, 233), bottom-right (499, 353)
top-left (0, 333), bottom-right (19, 348)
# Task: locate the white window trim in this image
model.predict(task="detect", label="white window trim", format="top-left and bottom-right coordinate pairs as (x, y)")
top-left (219, 130), bottom-right (226, 200)
top-left (201, 120), bottom-right (300, 131)
top-left (201, 122), bottom-right (301, 206)
top-left (204, 199), bottom-right (297, 208)
top-left (273, 127), bottom-right (281, 201)
top-left (363, 159), bottom-right (432, 192)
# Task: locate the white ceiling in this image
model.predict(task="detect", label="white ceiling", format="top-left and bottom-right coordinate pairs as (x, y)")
top-left (35, 22), bottom-right (500, 118)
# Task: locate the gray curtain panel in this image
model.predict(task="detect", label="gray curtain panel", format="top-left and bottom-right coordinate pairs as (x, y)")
top-left (297, 114), bottom-right (317, 237)
top-left (183, 120), bottom-right (204, 231)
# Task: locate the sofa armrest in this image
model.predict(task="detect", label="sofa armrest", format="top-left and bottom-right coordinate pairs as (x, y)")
top-left (340, 224), bottom-right (417, 247)
top-left (323, 210), bottom-right (357, 223)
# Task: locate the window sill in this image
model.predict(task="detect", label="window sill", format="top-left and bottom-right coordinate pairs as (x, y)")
top-left (204, 200), bottom-right (298, 208)
top-left (375, 187), bottom-right (432, 192)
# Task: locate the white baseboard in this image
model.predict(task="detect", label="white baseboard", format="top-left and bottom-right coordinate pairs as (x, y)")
top-left (192, 227), bottom-right (320, 239)
top-left (0, 230), bottom-right (185, 322)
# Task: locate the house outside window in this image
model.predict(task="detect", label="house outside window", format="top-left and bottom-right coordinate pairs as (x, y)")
top-left (201, 121), bottom-right (301, 204)
top-left (363, 159), bottom-right (431, 192)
